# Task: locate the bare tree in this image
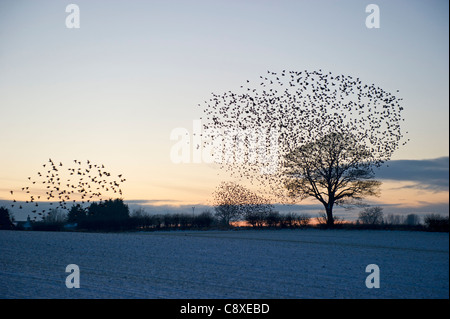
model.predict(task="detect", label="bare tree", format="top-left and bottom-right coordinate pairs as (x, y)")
top-left (284, 132), bottom-right (381, 226)
top-left (358, 206), bottom-right (384, 225)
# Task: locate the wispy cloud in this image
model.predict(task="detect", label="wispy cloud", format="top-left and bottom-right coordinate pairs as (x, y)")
top-left (375, 157), bottom-right (449, 192)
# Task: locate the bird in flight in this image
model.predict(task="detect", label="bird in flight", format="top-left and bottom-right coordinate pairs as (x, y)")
top-left (199, 69), bottom-right (407, 198)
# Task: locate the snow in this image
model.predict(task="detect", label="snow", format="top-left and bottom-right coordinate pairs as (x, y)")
top-left (0, 229), bottom-right (448, 299)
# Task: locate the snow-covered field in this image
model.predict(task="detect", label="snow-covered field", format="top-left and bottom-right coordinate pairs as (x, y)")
top-left (0, 229), bottom-right (448, 299)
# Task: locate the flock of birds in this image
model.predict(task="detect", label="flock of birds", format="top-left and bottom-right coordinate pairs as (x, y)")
top-left (7, 70), bottom-right (407, 214)
top-left (200, 69), bottom-right (408, 194)
top-left (9, 158), bottom-right (125, 220)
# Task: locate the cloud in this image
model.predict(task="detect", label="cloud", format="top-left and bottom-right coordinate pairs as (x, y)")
top-left (375, 157), bottom-right (449, 192)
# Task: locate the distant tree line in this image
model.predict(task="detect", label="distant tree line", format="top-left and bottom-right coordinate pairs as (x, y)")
top-left (355, 206), bottom-right (449, 232)
top-left (130, 209), bottom-right (216, 230)
top-left (3, 200), bottom-right (218, 232)
top-left (30, 199), bottom-right (132, 231)
top-left (1, 201), bottom-right (448, 232)
top-left (245, 211), bottom-right (311, 228)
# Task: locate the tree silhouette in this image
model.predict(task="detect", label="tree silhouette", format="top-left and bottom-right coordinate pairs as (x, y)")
top-left (88, 198), bottom-right (129, 220)
top-left (213, 182), bottom-right (273, 226)
top-left (202, 70), bottom-right (406, 225)
top-left (67, 204), bottom-right (87, 224)
top-left (358, 206), bottom-right (384, 225)
top-left (0, 206), bottom-right (14, 230)
top-left (284, 132), bottom-right (381, 226)
top-left (79, 199), bottom-right (130, 231)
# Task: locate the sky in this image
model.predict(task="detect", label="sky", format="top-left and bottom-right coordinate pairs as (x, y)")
top-left (0, 0), bottom-right (448, 221)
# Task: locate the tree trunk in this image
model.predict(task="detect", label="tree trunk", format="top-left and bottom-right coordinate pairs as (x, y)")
top-left (325, 202), bottom-right (334, 228)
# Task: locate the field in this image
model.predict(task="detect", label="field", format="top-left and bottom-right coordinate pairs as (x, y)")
top-left (0, 229), bottom-right (448, 299)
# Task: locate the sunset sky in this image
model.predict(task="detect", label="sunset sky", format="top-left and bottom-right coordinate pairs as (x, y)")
top-left (0, 0), bottom-right (448, 221)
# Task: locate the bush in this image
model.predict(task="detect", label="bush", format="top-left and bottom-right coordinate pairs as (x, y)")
top-left (279, 212), bottom-right (295, 228)
top-left (424, 214), bottom-right (449, 232)
top-left (296, 214), bottom-right (311, 228)
top-left (279, 213), bottom-right (311, 228)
